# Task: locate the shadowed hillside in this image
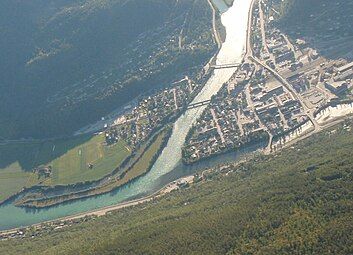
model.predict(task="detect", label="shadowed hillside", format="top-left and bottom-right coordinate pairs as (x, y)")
top-left (0, 0), bottom-right (216, 139)
top-left (272, 0), bottom-right (353, 60)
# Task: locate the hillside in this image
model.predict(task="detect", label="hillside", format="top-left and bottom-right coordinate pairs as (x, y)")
top-left (0, 0), bottom-right (216, 139)
top-left (1, 120), bottom-right (352, 254)
top-left (271, 0), bottom-right (353, 59)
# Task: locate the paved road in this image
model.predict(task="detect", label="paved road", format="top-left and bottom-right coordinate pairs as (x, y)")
top-left (249, 55), bottom-right (321, 132)
top-left (210, 108), bottom-right (226, 144)
top-left (207, 0), bottom-right (222, 48)
top-left (258, 1), bottom-right (269, 54)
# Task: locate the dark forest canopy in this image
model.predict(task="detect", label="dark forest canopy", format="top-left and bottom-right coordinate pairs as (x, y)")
top-left (0, 0), bottom-right (216, 139)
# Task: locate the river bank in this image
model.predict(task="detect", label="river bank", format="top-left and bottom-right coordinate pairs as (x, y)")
top-left (14, 127), bottom-right (173, 209)
top-left (0, 0), bottom-right (254, 231)
top-left (0, 175), bottom-right (195, 238)
top-left (0, 61), bottom-right (215, 208)
top-left (2, 113), bottom-right (353, 236)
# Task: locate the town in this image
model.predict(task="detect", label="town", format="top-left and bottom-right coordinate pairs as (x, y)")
top-left (182, 0), bottom-right (353, 163)
top-left (104, 69), bottom-right (211, 151)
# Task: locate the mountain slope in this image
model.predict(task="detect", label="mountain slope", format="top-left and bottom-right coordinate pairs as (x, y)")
top-left (0, 0), bottom-right (216, 139)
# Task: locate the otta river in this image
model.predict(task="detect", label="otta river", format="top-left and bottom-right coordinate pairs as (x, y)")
top-left (0, 0), bottom-right (254, 231)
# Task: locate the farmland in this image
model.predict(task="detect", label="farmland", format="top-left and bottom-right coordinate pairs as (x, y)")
top-left (0, 134), bottom-right (130, 202)
top-left (46, 135), bottom-right (130, 186)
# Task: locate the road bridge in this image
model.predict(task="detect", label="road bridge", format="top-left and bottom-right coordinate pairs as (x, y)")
top-left (210, 63), bottom-right (242, 69)
top-left (187, 100), bottom-right (211, 110)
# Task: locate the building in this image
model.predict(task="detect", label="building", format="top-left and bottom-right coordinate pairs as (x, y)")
top-left (336, 61), bottom-right (353, 73)
top-left (325, 81), bottom-right (348, 95)
top-left (275, 50), bottom-right (295, 64)
top-left (333, 68), bottom-right (353, 82)
top-left (260, 85), bottom-right (284, 102)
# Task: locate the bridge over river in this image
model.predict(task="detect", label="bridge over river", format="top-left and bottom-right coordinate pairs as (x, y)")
top-left (0, 0), bottom-right (254, 232)
top-left (210, 63), bottom-right (242, 69)
top-left (187, 100), bottom-right (211, 110)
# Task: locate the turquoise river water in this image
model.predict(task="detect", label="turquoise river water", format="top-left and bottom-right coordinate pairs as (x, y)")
top-left (0, 0), bottom-right (253, 231)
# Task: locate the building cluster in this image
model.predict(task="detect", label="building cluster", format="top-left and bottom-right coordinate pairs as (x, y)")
top-left (105, 75), bottom-right (205, 149)
top-left (255, 13), bottom-right (352, 109)
top-left (250, 2), bottom-right (263, 58)
top-left (184, 65), bottom-right (269, 163)
top-left (182, 0), bottom-right (353, 164)
top-left (249, 76), bottom-right (307, 136)
top-left (183, 58), bottom-right (313, 163)
top-left (323, 61), bottom-right (353, 96)
top-left (264, 28), bottom-right (296, 68)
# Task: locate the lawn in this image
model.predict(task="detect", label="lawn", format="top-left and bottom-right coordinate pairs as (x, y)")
top-left (97, 129), bottom-right (169, 192)
top-left (0, 162), bottom-right (38, 202)
top-left (0, 134), bottom-right (130, 201)
top-left (47, 135), bottom-right (130, 185)
top-left (17, 128), bottom-right (171, 208)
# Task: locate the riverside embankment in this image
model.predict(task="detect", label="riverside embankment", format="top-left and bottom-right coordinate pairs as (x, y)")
top-left (0, 0), bottom-right (254, 231)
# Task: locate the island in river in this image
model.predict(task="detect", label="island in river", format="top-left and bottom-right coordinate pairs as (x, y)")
top-left (0, 0), bottom-right (254, 231)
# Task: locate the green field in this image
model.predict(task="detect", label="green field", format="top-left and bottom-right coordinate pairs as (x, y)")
top-left (0, 134), bottom-right (130, 202)
top-left (81, 130), bottom-right (168, 194)
top-left (46, 135), bottom-right (130, 186)
top-left (124, 131), bottom-right (165, 177)
top-left (0, 162), bottom-right (38, 202)
top-left (20, 128), bottom-right (171, 208)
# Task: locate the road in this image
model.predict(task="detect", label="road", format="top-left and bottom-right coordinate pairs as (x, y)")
top-left (210, 108), bottom-right (226, 144)
top-left (207, 0), bottom-right (222, 49)
top-left (245, 0), bottom-right (256, 58)
top-left (258, 0), bottom-right (269, 53)
top-left (0, 176), bottom-right (194, 236)
top-left (249, 55), bottom-right (321, 131)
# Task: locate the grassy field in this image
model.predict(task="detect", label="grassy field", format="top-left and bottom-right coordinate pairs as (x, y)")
top-left (0, 143), bottom-right (47, 202)
top-left (0, 134), bottom-right (130, 202)
top-left (104, 128), bottom-right (169, 189)
top-left (121, 130), bottom-right (165, 180)
top-left (17, 128), bottom-right (171, 208)
top-left (45, 135), bottom-right (130, 186)
top-left (0, 162), bottom-right (38, 202)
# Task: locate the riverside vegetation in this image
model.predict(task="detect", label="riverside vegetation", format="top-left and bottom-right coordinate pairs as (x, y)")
top-left (0, 0), bottom-right (217, 206)
top-left (16, 127), bottom-right (172, 208)
top-left (1, 120), bottom-right (352, 254)
top-left (0, 134), bottom-right (129, 203)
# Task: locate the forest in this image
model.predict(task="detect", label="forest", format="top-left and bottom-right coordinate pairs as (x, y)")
top-left (274, 0), bottom-right (352, 40)
top-left (0, 0), bottom-right (216, 139)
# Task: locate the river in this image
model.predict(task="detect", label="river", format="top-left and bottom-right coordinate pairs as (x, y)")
top-left (0, 0), bottom-right (253, 231)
